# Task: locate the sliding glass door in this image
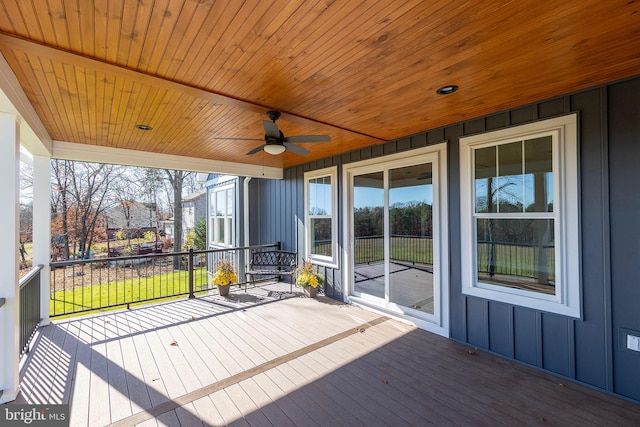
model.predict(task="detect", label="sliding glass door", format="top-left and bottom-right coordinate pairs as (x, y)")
top-left (346, 146), bottom-right (447, 331)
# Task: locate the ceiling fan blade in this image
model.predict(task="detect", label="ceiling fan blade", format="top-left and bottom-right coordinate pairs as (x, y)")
top-left (246, 145), bottom-right (265, 155)
top-left (216, 137), bottom-right (263, 141)
top-left (283, 142), bottom-right (310, 156)
top-left (285, 135), bottom-right (330, 143)
top-left (263, 120), bottom-right (280, 139)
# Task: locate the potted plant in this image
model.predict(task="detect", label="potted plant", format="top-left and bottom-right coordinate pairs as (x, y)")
top-left (212, 258), bottom-right (237, 297)
top-left (295, 260), bottom-right (323, 298)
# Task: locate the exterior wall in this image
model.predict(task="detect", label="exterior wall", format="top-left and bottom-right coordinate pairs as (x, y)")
top-left (206, 175), bottom-right (244, 248)
top-left (250, 76), bottom-right (640, 402)
top-left (182, 191), bottom-right (206, 234)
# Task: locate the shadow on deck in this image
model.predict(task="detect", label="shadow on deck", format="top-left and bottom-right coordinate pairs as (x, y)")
top-left (6, 282), bottom-right (640, 426)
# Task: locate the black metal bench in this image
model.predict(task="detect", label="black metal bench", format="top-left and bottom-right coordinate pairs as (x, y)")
top-left (245, 250), bottom-right (297, 292)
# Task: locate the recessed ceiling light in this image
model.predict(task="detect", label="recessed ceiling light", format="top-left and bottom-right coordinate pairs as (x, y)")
top-left (135, 124), bottom-right (153, 131)
top-left (436, 85), bottom-right (459, 95)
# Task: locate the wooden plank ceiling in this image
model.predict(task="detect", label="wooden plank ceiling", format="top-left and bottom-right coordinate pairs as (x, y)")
top-left (0, 0), bottom-right (638, 169)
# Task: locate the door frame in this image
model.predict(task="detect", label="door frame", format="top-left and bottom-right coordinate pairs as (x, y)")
top-left (342, 143), bottom-right (449, 337)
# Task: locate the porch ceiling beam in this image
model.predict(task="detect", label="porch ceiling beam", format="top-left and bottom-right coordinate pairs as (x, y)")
top-left (52, 140), bottom-right (283, 180)
top-left (0, 49), bottom-right (52, 156)
top-left (0, 32), bottom-right (385, 142)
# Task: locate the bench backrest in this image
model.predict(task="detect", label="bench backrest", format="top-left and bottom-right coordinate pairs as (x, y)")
top-left (249, 250), bottom-right (297, 269)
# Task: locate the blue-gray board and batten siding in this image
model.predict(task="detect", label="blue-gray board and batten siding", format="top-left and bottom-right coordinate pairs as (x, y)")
top-left (247, 75), bottom-right (640, 403)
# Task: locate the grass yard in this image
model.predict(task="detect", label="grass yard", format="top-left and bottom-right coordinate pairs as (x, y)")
top-left (50, 266), bottom-right (210, 317)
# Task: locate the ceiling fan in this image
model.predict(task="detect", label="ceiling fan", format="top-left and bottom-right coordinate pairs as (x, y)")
top-left (235, 111), bottom-right (330, 156)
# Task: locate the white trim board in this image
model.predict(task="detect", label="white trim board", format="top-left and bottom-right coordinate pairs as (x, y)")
top-left (52, 140), bottom-right (283, 180)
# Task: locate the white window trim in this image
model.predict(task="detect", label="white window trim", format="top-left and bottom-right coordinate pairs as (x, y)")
top-left (209, 183), bottom-right (235, 247)
top-left (460, 113), bottom-right (581, 318)
top-left (304, 166), bottom-right (338, 268)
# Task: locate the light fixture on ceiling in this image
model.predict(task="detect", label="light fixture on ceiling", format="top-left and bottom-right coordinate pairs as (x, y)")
top-left (263, 144), bottom-right (286, 155)
top-left (135, 124), bottom-right (153, 131)
top-left (436, 85), bottom-right (459, 95)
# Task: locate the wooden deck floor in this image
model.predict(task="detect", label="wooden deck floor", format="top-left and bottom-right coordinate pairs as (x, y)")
top-left (7, 283), bottom-right (640, 426)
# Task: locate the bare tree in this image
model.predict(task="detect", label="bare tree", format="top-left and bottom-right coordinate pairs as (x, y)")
top-left (51, 160), bottom-right (114, 259)
top-left (165, 170), bottom-right (189, 267)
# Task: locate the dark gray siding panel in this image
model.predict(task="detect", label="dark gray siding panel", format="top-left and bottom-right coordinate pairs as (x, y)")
top-left (571, 88), bottom-right (610, 390)
top-left (538, 97), bottom-right (568, 119)
top-left (510, 105), bottom-right (537, 124)
top-left (541, 313), bottom-right (572, 377)
top-left (513, 308), bottom-right (538, 366)
top-left (488, 302), bottom-right (513, 358)
top-left (466, 298), bottom-right (488, 348)
top-left (446, 124), bottom-right (464, 341)
top-left (608, 78), bottom-right (640, 401)
top-left (486, 112), bottom-right (509, 131)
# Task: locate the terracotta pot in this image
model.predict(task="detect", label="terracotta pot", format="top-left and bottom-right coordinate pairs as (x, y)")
top-left (305, 286), bottom-right (318, 298)
top-left (218, 283), bottom-right (231, 296)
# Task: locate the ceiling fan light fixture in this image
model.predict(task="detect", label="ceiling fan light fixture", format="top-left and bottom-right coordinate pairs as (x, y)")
top-left (264, 144), bottom-right (286, 155)
top-left (436, 85), bottom-right (459, 95)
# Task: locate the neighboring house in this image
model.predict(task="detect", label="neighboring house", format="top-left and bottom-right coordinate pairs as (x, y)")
top-left (205, 175), bottom-right (247, 249)
top-left (182, 189), bottom-right (207, 239)
top-left (159, 219), bottom-right (174, 240)
top-left (104, 201), bottom-right (158, 232)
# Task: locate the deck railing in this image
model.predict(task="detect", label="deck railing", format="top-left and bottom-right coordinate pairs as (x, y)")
top-left (50, 243), bottom-right (280, 317)
top-left (19, 264), bottom-right (43, 356)
top-left (354, 235), bottom-right (554, 279)
top-left (354, 235), bottom-right (434, 266)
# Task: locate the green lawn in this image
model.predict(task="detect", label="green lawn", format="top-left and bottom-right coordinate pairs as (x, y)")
top-left (51, 267), bottom-right (210, 317)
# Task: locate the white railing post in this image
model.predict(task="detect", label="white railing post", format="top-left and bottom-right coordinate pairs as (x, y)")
top-left (0, 113), bottom-right (21, 403)
top-left (32, 154), bottom-right (51, 326)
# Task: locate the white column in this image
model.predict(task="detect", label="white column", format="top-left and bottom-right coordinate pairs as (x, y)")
top-left (0, 113), bottom-right (21, 404)
top-left (32, 154), bottom-right (51, 326)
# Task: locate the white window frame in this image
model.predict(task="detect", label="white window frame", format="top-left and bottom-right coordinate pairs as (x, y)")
top-left (209, 184), bottom-right (235, 247)
top-left (304, 166), bottom-right (338, 268)
top-left (460, 114), bottom-right (581, 317)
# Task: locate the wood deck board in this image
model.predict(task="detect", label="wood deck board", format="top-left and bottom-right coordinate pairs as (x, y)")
top-left (252, 371), bottom-right (323, 427)
top-left (11, 284), bottom-right (640, 426)
top-left (334, 321), bottom-right (518, 425)
top-left (268, 363), bottom-right (355, 427)
top-left (367, 321), bottom-right (612, 426)
top-left (334, 322), bottom-right (523, 426)
top-left (237, 377), bottom-right (297, 427)
top-left (368, 322), bottom-right (575, 425)
top-left (224, 383), bottom-right (274, 427)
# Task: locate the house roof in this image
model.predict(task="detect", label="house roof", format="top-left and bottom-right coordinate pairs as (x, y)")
top-left (183, 189), bottom-right (207, 202)
top-left (0, 1), bottom-right (638, 172)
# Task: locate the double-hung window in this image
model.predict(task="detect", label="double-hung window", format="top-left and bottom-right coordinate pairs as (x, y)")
top-left (305, 167), bottom-right (338, 267)
top-left (209, 185), bottom-right (234, 247)
top-left (460, 114), bottom-right (580, 317)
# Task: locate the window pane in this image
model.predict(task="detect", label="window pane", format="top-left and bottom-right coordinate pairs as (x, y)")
top-left (497, 141), bottom-right (523, 212)
top-left (309, 176), bottom-right (332, 215)
top-left (353, 171), bottom-right (384, 298)
top-left (216, 191), bottom-right (225, 216)
top-left (217, 218), bottom-right (225, 243)
top-left (475, 146), bottom-right (496, 212)
top-left (226, 189), bottom-right (233, 215)
top-left (476, 218), bottom-right (555, 295)
top-left (209, 192), bottom-right (216, 213)
top-left (389, 163), bottom-right (435, 314)
top-left (310, 218), bottom-right (332, 257)
top-left (525, 136), bottom-right (553, 212)
top-left (225, 218), bottom-right (232, 245)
